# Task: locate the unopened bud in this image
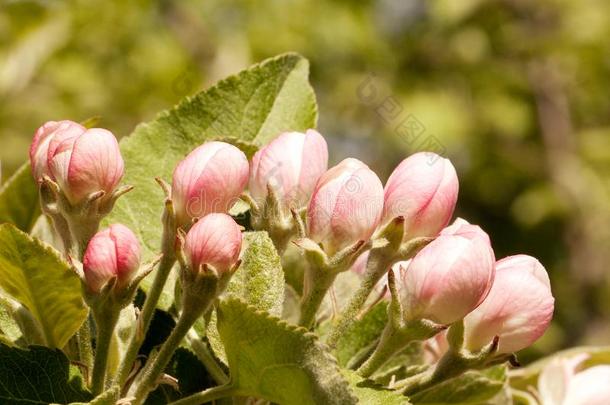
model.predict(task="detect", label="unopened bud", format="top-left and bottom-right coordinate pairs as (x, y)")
top-left (398, 222), bottom-right (495, 325)
top-left (463, 254), bottom-right (554, 354)
top-left (83, 224), bottom-right (141, 293)
top-left (249, 129), bottom-right (328, 210)
top-left (183, 213), bottom-right (242, 274)
top-left (172, 142), bottom-right (249, 227)
top-left (307, 158), bottom-right (384, 254)
top-left (382, 152), bottom-right (458, 239)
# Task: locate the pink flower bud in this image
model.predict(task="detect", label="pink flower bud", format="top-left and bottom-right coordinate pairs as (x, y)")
top-left (249, 130), bottom-right (328, 209)
top-left (307, 158), bottom-right (384, 254)
top-left (398, 223), bottom-right (495, 325)
top-left (172, 142), bottom-right (249, 226)
top-left (29, 120), bottom-right (87, 182)
top-left (83, 224), bottom-right (141, 293)
top-left (463, 255), bottom-right (554, 354)
top-left (30, 121), bottom-right (124, 204)
top-left (382, 152), bottom-right (459, 239)
top-left (183, 213), bottom-right (242, 274)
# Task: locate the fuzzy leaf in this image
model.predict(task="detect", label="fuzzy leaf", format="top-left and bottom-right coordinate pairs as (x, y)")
top-left (409, 366), bottom-right (507, 404)
top-left (0, 163), bottom-right (40, 232)
top-left (0, 343), bottom-right (92, 404)
top-left (227, 231), bottom-right (285, 316)
top-left (0, 224), bottom-right (88, 348)
top-left (105, 53), bottom-right (317, 310)
top-left (342, 370), bottom-right (411, 405)
top-left (216, 298), bottom-right (356, 405)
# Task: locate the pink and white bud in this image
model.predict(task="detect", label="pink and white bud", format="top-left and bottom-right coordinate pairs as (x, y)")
top-left (29, 120), bottom-right (87, 182)
top-left (172, 142), bottom-right (249, 227)
top-left (463, 255), bottom-right (554, 354)
top-left (83, 224), bottom-right (141, 293)
top-left (30, 120), bottom-right (125, 204)
top-left (307, 158), bottom-right (384, 254)
top-left (538, 354), bottom-right (610, 405)
top-left (249, 130), bottom-right (328, 209)
top-left (183, 213), bottom-right (242, 274)
top-left (398, 224), bottom-right (495, 325)
top-left (382, 152), bottom-right (458, 239)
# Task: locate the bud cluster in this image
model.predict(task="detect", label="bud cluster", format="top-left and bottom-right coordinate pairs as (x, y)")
top-left (27, 120), bottom-right (556, 402)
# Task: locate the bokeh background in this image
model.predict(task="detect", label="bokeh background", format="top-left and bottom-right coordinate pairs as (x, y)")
top-left (2, 0), bottom-right (609, 362)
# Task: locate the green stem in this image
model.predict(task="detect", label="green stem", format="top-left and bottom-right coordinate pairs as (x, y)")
top-left (326, 251), bottom-right (394, 347)
top-left (298, 271), bottom-right (336, 329)
top-left (131, 308), bottom-right (205, 404)
top-left (78, 317), bottom-right (94, 377)
top-left (115, 254), bottom-right (176, 387)
top-left (90, 310), bottom-right (120, 395)
top-left (167, 384), bottom-right (238, 405)
top-left (357, 322), bottom-right (411, 378)
top-left (186, 330), bottom-right (229, 384)
top-left (401, 350), bottom-right (468, 395)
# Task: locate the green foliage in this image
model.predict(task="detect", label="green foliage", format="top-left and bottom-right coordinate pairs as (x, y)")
top-left (409, 366), bottom-right (507, 404)
top-left (342, 370), bottom-right (411, 405)
top-left (226, 231), bottom-right (285, 316)
top-left (0, 343), bottom-right (91, 404)
top-left (217, 298), bottom-right (356, 405)
top-left (0, 163), bottom-right (39, 232)
top-left (0, 224), bottom-right (88, 348)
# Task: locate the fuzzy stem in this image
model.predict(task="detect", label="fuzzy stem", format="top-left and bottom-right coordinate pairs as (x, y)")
top-left (115, 254), bottom-right (176, 387)
top-left (357, 322), bottom-right (412, 378)
top-left (326, 251), bottom-right (393, 347)
top-left (167, 384), bottom-right (238, 405)
top-left (298, 270), bottom-right (336, 329)
top-left (78, 317), bottom-right (94, 377)
top-left (131, 302), bottom-right (211, 404)
top-left (186, 329), bottom-right (229, 384)
top-left (90, 310), bottom-right (120, 395)
top-left (401, 350), bottom-right (468, 395)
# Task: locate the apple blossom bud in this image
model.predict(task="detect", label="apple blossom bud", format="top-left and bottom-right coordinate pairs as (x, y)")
top-left (172, 142), bottom-right (249, 226)
top-left (307, 158), bottom-right (384, 254)
top-left (397, 223), bottom-right (495, 325)
top-left (463, 255), bottom-right (554, 354)
top-left (33, 121), bottom-right (124, 205)
top-left (249, 130), bottom-right (328, 209)
top-left (29, 120), bottom-right (87, 182)
top-left (539, 355), bottom-right (610, 405)
top-left (382, 152), bottom-right (458, 239)
top-left (83, 224), bottom-right (141, 293)
top-left (183, 213), bottom-right (242, 274)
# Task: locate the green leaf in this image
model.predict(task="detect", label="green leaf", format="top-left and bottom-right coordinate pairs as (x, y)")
top-left (226, 231), bottom-right (285, 316)
top-left (0, 343), bottom-right (92, 404)
top-left (0, 298), bottom-right (23, 345)
top-left (105, 53), bottom-right (317, 310)
top-left (342, 370), bottom-right (411, 405)
top-left (217, 298), bottom-right (356, 405)
top-left (200, 231), bottom-right (285, 364)
top-left (334, 301), bottom-right (388, 367)
top-left (0, 224), bottom-right (88, 348)
top-left (0, 163), bottom-right (40, 232)
top-left (509, 345), bottom-right (610, 391)
top-left (409, 366), bottom-right (507, 404)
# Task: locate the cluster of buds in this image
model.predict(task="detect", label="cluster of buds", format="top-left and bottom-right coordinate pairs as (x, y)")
top-left (29, 120), bottom-right (130, 255)
top-left (28, 119), bottom-right (556, 401)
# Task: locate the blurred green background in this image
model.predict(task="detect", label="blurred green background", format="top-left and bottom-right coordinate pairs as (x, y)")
top-left (2, 0), bottom-right (610, 361)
